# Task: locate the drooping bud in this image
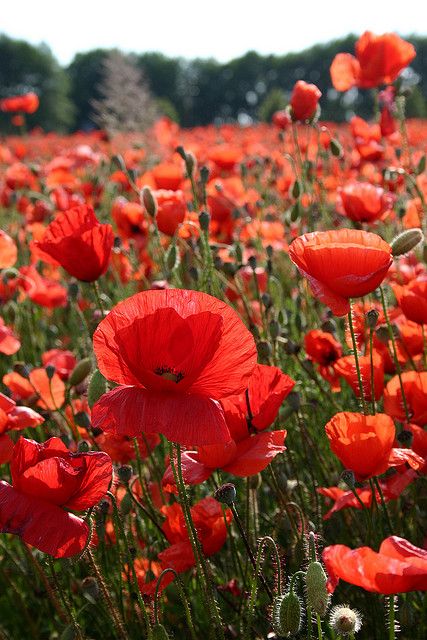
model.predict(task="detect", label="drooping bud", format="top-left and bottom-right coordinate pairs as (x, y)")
top-left (198, 210), bottom-right (210, 231)
top-left (13, 362), bottom-right (30, 378)
top-left (397, 429), bottom-right (414, 447)
top-left (81, 576), bottom-right (100, 602)
top-left (340, 469), bottom-right (356, 489)
top-left (366, 309), bottom-right (380, 330)
top-left (305, 561), bottom-right (330, 617)
top-left (330, 138), bottom-right (343, 158)
top-left (141, 186), bottom-right (158, 218)
top-left (329, 605), bottom-right (362, 636)
top-left (74, 411), bottom-right (91, 429)
top-left (117, 465), bottom-right (133, 484)
top-left (272, 590), bottom-right (302, 637)
top-left (87, 370), bottom-right (108, 408)
top-left (214, 483), bottom-right (236, 506)
top-left (69, 358), bottom-right (92, 387)
top-left (77, 440), bottom-right (91, 453)
top-left (45, 365), bottom-right (56, 380)
top-left (391, 229), bottom-right (424, 257)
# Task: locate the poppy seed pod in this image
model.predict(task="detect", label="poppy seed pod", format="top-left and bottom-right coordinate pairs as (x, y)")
top-left (305, 561), bottom-right (330, 617)
top-left (141, 186), bottom-right (158, 218)
top-left (214, 483), bottom-right (236, 505)
top-left (272, 590), bottom-right (302, 637)
top-left (391, 229), bottom-right (424, 257)
top-left (69, 358), bottom-right (92, 387)
top-left (329, 605), bottom-right (362, 636)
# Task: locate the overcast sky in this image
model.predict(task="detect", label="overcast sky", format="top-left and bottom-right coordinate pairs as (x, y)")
top-left (2, 0), bottom-right (427, 65)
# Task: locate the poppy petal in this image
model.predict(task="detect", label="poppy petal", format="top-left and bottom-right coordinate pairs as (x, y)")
top-left (223, 430), bottom-right (287, 477)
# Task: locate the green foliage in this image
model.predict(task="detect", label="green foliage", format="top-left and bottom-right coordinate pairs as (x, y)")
top-left (258, 88), bottom-right (288, 122)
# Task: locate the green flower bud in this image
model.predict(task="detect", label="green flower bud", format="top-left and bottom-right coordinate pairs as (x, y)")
top-left (305, 561), bottom-right (330, 617)
top-left (272, 591), bottom-right (302, 637)
top-left (87, 370), bottom-right (108, 408)
top-left (391, 229), bottom-right (424, 257)
top-left (141, 186), bottom-right (157, 218)
top-left (198, 210), bottom-right (210, 231)
top-left (45, 365), bottom-right (56, 380)
top-left (330, 138), bottom-right (343, 158)
top-left (69, 358), bottom-right (92, 387)
top-left (74, 411), bottom-right (91, 429)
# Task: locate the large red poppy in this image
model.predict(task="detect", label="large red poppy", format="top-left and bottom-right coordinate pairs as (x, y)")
top-left (92, 289), bottom-right (257, 446)
top-left (330, 32), bottom-right (416, 91)
top-left (392, 277), bottom-right (427, 326)
top-left (36, 204), bottom-right (114, 282)
top-left (0, 437), bottom-right (112, 557)
top-left (384, 371), bottom-right (427, 426)
top-left (289, 229), bottom-right (392, 316)
top-left (323, 536), bottom-right (427, 594)
top-left (324, 412), bottom-right (422, 481)
top-left (290, 81), bottom-right (322, 121)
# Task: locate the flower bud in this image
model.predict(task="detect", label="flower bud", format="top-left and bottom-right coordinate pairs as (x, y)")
top-left (198, 210), bottom-right (210, 231)
top-left (391, 229), bottom-right (424, 257)
top-left (248, 255), bottom-right (257, 270)
top-left (45, 365), bottom-right (56, 380)
top-left (74, 411), bottom-right (91, 429)
top-left (305, 561), bottom-right (330, 617)
top-left (330, 138), bottom-right (343, 158)
top-left (81, 576), bottom-right (100, 602)
top-left (272, 591), bottom-right (302, 637)
top-left (397, 429), bottom-right (413, 447)
top-left (69, 358), bottom-right (92, 387)
top-left (366, 309), bottom-right (380, 330)
top-left (200, 165), bottom-right (210, 185)
top-left (214, 482), bottom-right (236, 505)
top-left (329, 605), bottom-right (362, 636)
top-left (340, 469), bottom-right (356, 489)
top-left (117, 465), bottom-right (133, 484)
top-left (87, 370), bottom-right (108, 408)
top-left (375, 326), bottom-right (390, 344)
top-left (14, 362), bottom-right (30, 378)
top-left (257, 341), bottom-right (272, 359)
top-left (68, 281), bottom-right (79, 301)
top-left (152, 624), bottom-right (171, 640)
top-left (77, 440), bottom-right (91, 453)
top-left (141, 186), bottom-right (158, 218)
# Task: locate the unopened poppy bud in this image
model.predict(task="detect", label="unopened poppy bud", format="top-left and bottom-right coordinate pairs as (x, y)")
top-left (77, 440), bottom-right (91, 453)
top-left (98, 498), bottom-right (110, 514)
top-left (113, 236), bottom-right (122, 249)
top-left (214, 482), bottom-right (236, 505)
top-left (283, 339), bottom-right (300, 355)
top-left (74, 411), bottom-right (91, 429)
top-left (321, 319), bottom-right (337, 334)
top-left (391, 229), bottom-right (424, 257)
top-left (2, 268), bottom-right (18, 281)
top-left (272, 590), bottom-right (302, 637)
top-left (234, 243), bottom-right (243, 263)
top-left (248, 255), bottom-right (257, 270)
top-left (68, 282), bottom-right (79, 301)
top-left (117, 465), bottom-right (133, 484)
top-left (261, 292), bottom-right (272, 309)
top-left (287, 391), bottom-right (301, 411)
top-left (305, 561), bottom-right (330, 617)
top-left (166, 244), bottom-right (178, 271)
top-left (416, 154), bottom-right (426, 176)
top-left (111, 154), bottom-right (126, 172)
top-left (152, 624), bottom-right (171, 640)
top-left (397, 429), bottom-right (413, 447)
top-left (185, 151), bottom-right (196, 176)
top-left (198, 210), bottom-right (210, 231)
top-left (330, 138), bottom-right (343, 158)
top-left (45, 365), bottom-right (56, 380)
top-left (341, 469), bottom-right (356, 489)
top-left (257, 341), bottom-right (272, 359)
top-left (13, 362), bottom-right (30, 378)
top-left (69, 358), bottom-right (92, 387)
top-left (87, 370), bottom-right (108, 408)
top-left (375, 326), bottom-right (390, 344)
top-left (290, 201), bottom-right (300, 221)
top-left (366, 309), bottom-right (380, 330)
top-left (222, 262), bottom-right (238, 277)
top-left (292, 180), bottom-right (301, 198)
top-left (329, 605), bottom-right (362, 636)
top-left (175, 145), bottom-right (187, 161)
top-left (269, 320), bottom-right (281, 340)
top-left (141, 186), bottom-right (158, 218)
top-left (81, 576), bottom-right (100, 602)
top-left (200, 165), bottom-right (210, 185)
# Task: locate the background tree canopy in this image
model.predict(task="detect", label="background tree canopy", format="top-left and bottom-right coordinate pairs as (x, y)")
top-left (1, 32), bottom-right (427, 132)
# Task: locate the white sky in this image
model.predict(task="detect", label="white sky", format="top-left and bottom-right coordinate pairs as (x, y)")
top-left (2, 0), bottom-right (427, 65)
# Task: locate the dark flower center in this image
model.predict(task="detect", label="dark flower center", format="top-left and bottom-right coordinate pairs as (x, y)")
top-left (154, 366), bottom-right (184, 384)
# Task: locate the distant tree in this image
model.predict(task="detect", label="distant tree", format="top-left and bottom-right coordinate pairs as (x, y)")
top-left (258, 88), bottom-right (288, 122)
top-left (406, 85), bottom-right (427, 118)
top-left (67, 49), bottom-right (111, 130)
top-left (0, 34), bottom-right (73, 133)
top-left (91, 52), bottom-right (158, 135)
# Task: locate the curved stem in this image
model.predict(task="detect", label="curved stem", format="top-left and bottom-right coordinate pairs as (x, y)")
top-left (348, 304), bottom-right (367, 414)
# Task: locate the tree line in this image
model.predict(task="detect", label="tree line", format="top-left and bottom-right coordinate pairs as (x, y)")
top-left (1, 32), bottom-right (427, 133)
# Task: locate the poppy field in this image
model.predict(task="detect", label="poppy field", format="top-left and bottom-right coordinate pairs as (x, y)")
top-left (1, 31), bottom-right (427, 640)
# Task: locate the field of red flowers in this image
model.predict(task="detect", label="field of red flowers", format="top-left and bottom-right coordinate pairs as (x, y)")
top-left (0, 32), bottom-right (426, 640)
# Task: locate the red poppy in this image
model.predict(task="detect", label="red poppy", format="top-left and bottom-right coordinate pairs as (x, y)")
top-left (140, 497), bottom-right (232, 595)
top-left (272, 110), bottom-right (291, 130)
top-left (334, 350), bottom-right (384, 402)
top-left (41, 349), bottom-right (77, 380)
top-left (151, 189), bottom-right (186, 236)
top-left (18, 265), bottom-right (68, 309)
top-left (0, 392), bottom-right (44, 434)
top-left (92, 290), bottom-right (257, 446)
top-left (35, 205), bottom-right (114, 282)
top-left (0, 92), bottom-right (39, 114)
top-left (323, 536), bottom-right (427, 594)
top-left (338, 182), bottom-right (393, 223)
top-left (304, 329), bottom-right (342, 390)
top-left (0, 317), bottom-right (20, 356)
top-left (0, 437), bottom-right (112, 557)
top-left (151, 163), bottom-right (183, 191)
top-left (0, 230), bottom-right (18, 268)
top-left (289, 229), bottom-right (392, 316)
top-left (330, 32), bottom-right (416, 91)
top-left (95, 432), bottom-right (160, 464)
top-left (384, 371), bottom-right (427, 426)
top-left (290, 81), bottom-right (322, 121)
top-left (324, 412), bottom-right (422, 481)
top-left (3, 367), bottom-right (65, 411)
top-left (392, 277), bottom-right (427, 326)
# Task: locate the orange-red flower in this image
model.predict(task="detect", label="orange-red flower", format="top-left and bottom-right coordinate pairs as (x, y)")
top-left (338, 182), bottom-right (393, 223)
top-left (384, 371), bottom-right (427, 425)
top-left (334, 350), bottom-right (384, 402)
top-left (0, 92), bottom-right (39, 114)
top-left (152, 189), bottom-right (186, 236)
top-left (392, 277), bottom-right (427, 326)
top-left (289, 229), bottom-right (392, 316)
top-left (331, 32), bottom-right (416, 91)
top-left (290, 81), bottom-right (322, 121)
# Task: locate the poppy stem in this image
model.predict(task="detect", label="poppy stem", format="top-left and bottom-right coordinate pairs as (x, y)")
top-left (92, 280), bottom-right (106, 316)
top-left (379, 286), bottom-right (411, 423)
top-left (369, 328), bottom-right (377, 415)
top-left (153, 568), bottom-right (198, 640)
top-left (388, 595), bottom-right (396, 640)
top-left (373, 476), bottom-right (393, 535)
top-left (47, 556), bottom-right (84, 640)
top-left (316, 613), bottom-right (324, 639)
top-left (169, 443), bottom-right (225, 640)
top-left (347, 304), bottom-right (368, 415)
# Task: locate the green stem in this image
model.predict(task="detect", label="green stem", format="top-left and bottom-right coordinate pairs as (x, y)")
top-left (373, 476), bottom-right (393, 535)
top-left (87, 549), bottom-right (128, 640)
top-left (154, 569), bottom-right (197, 640)
top-left (348, 304), bottom-right (368, 414)
top-left (369, 328), bottom-right (376, 415)
top-left (388, 595), bottom-right (396, 640)
top-left (316, 613), bottom-right (323, 639)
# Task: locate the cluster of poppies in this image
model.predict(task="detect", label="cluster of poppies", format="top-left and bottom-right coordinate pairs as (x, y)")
top-left (0, 28), bottom-right (426, 640)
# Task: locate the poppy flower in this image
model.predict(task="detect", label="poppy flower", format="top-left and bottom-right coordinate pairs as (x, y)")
top-left (95, 432), bottom-right (160, 464)
top-left (151, 163), bottom-right (183, 191)
top-left (0, 92), bottom-right (39, 114)
top-left (151, 190), bottom-right (186, 236)
top-left (3, 367), bottom-right (65, 411)
top-left (0, 437), bottom-right (112, 557)
top-left (334, 350), bottom-right (384, 402)
top-left (272, 110), bottom-right (291, 130)
top-left (35, 205), bottom-right (114, 282)
top-left (288, 229), bottom-right (392, 316)
top-left (392, 277), bottom-right (427, 326)
top-left (324, 412), bottom-right (422, 481)
top-left (290, 81), bottom-right (322, 121)
top-left (140, 497), bottom-right (232, 595)
top-left (330, 32), bottom-right (416, 91)
top-left (92, 289), bottom-right (257, 446)
top-left (304, 329), bottom-right (343, 391)
top-left (338, 182), bottom-right (393, 224)
top-left (18, 265), bottom-right (68, 309)
top-left (0, 392), bottom-right (44, 434)
top-left (0, 230), bottom-right (18, 268)
top-left (41, 349), bottom-right (77, 380)
top-left (0, 317), bottom-right (20, 356)
top-left (384, 371), bottom-right (427, 425)
top-left (323, 536), bottom-right (427, 594)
